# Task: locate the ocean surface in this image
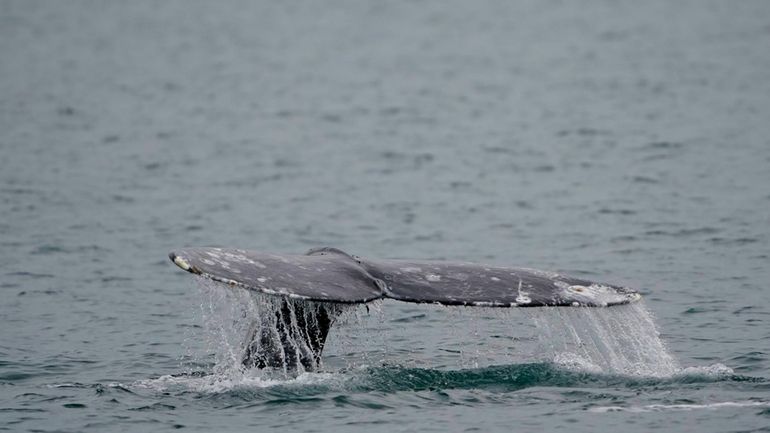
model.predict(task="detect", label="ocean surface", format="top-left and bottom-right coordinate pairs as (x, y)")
top-left (2, 1), bottom-right (770, 431)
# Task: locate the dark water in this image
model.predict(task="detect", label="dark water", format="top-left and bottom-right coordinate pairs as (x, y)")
top-left (2, 0), bottom-right (770, 431)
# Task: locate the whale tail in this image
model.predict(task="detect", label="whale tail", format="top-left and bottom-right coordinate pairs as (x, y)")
top-left (170, 247), bottom-right (641, 370)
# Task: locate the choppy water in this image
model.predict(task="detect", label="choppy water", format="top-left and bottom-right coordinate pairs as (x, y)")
top-left (2, 0), bottom-right (770, 432)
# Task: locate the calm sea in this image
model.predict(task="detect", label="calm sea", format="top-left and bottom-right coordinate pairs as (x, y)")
top-left (2, 1), bottom-right (769, 431)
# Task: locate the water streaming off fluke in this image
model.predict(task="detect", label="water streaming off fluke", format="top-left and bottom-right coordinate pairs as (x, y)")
top-left (191, 278), bottom-right (678, 378)
top-left (525, 303), bottom-right (680, 377)
top-left (194, 277), bottom-right (353, 376)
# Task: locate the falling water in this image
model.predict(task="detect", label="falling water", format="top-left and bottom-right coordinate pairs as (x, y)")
top-left (191, 277), bottom-right (679, 378)
top-left (524, 302), bottom-right (680, 376)
top-left (193, 277), bottom-right (353, 377)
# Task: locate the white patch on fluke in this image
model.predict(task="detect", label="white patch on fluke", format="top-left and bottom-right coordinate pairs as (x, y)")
top-left (173, 256), bottom-right (191, 271)
top-left (470, 300), bottom-right (509, 307)
top-left (515, 280), bottom-right (531, 305)
top-left (554, 281), bottom-right (638, 306)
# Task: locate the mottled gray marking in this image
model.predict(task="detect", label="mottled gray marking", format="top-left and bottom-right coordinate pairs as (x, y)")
top-left (169, 247), bottom-right (640, 307)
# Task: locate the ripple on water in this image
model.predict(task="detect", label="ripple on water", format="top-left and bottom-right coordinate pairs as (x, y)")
top-left (590, 400), bottom-right (770, 413)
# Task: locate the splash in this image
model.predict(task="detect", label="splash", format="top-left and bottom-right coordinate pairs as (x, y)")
top-left (524, 302), bottom-right (681, 377)
top-left (134, 370), bottom-right (342, 394)
top-left (189, 277), bottom-right (352, 377)
top-left (185, 278), bottom-right (687, 380)
top-left (323, 300), bottom-right (391, 370)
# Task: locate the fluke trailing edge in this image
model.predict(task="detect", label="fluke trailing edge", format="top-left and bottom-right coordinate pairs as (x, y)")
top-left (169, 246), bottom-right (641, 370)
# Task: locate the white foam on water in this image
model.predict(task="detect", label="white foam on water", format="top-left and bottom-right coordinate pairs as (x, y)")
top-left (590, 400), bottom-right (770, 413)
top-left (133, 370), bottom-right (342, 394)
top-left (523, 302), bottom-right (681, 377)
top-left (551, 352), bottom-right (604, 374)
top-left (679, 363), bottom-right (734, 375)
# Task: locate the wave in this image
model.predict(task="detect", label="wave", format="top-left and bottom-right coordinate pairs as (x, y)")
top-left (590, 401), bottom-right (770, 413)
top-left (131, 361), bottom-right (756, 398)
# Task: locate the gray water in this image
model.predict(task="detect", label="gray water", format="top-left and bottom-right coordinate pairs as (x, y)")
top-left (2, 0), bottom-right (770, 431)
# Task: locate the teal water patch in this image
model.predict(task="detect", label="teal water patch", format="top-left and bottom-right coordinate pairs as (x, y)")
top-left (352, 362), bottom-right (761, 397)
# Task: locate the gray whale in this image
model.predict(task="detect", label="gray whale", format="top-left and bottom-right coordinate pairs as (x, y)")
top-left (169, 246), bottom-right (640, 370)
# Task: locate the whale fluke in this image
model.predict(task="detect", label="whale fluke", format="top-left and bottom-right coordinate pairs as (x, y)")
top-left (169, 246), bottom-right (640, 308)
top-left (169, 247), bottom-right (641, 370)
